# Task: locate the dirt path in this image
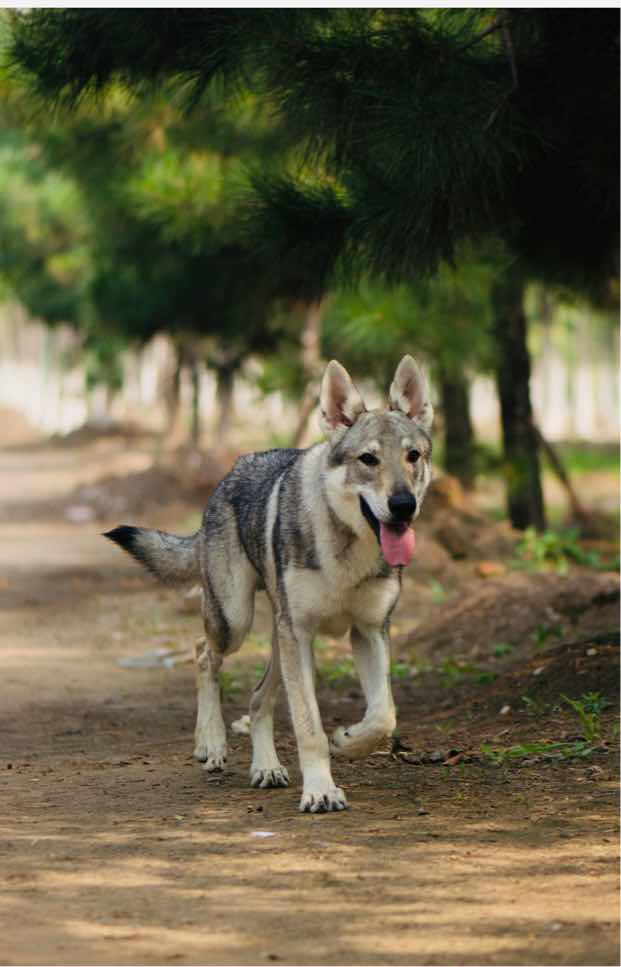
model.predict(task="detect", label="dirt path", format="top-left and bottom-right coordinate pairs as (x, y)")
top-left (1, 419), bottom-right (619, 966)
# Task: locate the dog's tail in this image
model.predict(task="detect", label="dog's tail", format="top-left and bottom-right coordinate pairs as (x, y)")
top-left (103, 525), bottom-right (200, 586)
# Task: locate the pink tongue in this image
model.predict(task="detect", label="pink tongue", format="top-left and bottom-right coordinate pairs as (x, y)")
top-left (379, 524), bottom-right (416, 567)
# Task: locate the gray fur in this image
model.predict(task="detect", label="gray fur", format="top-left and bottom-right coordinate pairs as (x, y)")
top-left (104, 354), bottom-right (434, 813)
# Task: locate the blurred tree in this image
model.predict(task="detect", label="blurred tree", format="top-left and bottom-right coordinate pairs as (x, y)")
top-left (0, 43), bottom-right (292, 442)
top-left (8, 10), bottom-right (619, 519)
top-left (323, 249), bottom-right (496, 488)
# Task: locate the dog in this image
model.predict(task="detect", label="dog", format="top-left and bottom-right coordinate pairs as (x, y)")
top-left (104, 354), bottom-right (433, 813)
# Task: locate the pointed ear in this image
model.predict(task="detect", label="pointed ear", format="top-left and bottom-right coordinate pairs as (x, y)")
top-left (389, 355), bottom-right (433, 431)
top-left (320, 360), bottom-right (366, 434)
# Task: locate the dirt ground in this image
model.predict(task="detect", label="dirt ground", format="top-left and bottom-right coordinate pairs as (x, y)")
top-left (1, 412), bottom-right (619, 967)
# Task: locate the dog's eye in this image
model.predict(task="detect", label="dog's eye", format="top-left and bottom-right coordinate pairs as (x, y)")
top-left (406, 449), bottom-right (421, 464)
top-left (358, 452), bottom-right (379, 467)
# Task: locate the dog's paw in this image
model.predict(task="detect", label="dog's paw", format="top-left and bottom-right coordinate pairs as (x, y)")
top-left (250, 766), bottom-right (290, 789)
top-left (202, 750), bottom-right (227, 772)
top-left (330, 725), bottom-right (372, 760)
top-left (330, 723), bottom-right (389, 760)
top-left (231, 714), bottom-right (251, 736)
top-left (299, 785), bottom-right (348, 813)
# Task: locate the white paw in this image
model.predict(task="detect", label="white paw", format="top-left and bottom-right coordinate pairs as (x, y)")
top-left (330, 725), bottom-right (378, 759)
top-left (202, 749), bottom-right (227, 772)
top-left (231, 714), bottom-right (251, 736)
top-left (299, 785), bottom-right (348, 813)
top-left (250, 765), bottom-right (290, 788)
top-left (330, 723), bottom-right (388, 760)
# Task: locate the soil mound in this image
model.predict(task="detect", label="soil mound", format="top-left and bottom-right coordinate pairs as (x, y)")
top-left (406, 570), bottom-right (619, 659)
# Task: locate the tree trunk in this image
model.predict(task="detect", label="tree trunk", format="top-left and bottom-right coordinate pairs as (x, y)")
top-left (439, 366), bottom-right (475, 489)
top-left (163, 343), bottom-right (182, 436)
top-left (492, 264), bottom-right (546, 531)
top-left (214, 363), bottom-right (236, 444)
top-left (292, 300), bottom-right (323, 447)
top-left (189, 355), bottom-right (201, 446)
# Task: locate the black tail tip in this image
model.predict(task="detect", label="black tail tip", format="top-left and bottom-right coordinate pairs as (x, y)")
top-left (102, 525), bottom-right (140, 552)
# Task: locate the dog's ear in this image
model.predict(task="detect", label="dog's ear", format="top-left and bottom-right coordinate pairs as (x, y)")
top-left (320, 360), bottom-right (366, 434)
top-left (389, 355), bottom-right (433, 432)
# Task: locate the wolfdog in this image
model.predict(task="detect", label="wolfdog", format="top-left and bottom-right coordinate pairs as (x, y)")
top-left (105, 355), bottom-right (433, 813)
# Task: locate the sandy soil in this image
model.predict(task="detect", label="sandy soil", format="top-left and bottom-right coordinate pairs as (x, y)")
top-left (1, 414), bottom-right (619, 966)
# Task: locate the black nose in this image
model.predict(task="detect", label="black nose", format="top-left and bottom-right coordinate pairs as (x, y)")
top-left (388, 491), bottom-right (417, 522)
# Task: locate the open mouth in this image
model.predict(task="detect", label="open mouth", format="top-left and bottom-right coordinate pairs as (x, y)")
top-left (359, 497), bottom-right (416, 567)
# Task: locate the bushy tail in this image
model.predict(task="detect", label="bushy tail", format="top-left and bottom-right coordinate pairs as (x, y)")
top-left (103, 525), bottom-right (199, 586)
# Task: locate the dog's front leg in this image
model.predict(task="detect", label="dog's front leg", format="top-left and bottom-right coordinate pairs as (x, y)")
top-left (330, 625), bottom-right (396, 760)
top-left (277, 617), bottom-right (347, 813)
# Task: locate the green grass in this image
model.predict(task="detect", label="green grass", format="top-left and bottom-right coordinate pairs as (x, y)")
top-left (531, 623), bottom-right (565, 648)
top-left (554, 442), bottom-right (619, 476)
top-left (481, 739), bottom-right (595, 765)
top-left (561, 691), bottom-right (609, 742)
top-left (438, 657), bottom-right (497, 688)
top-left (513, 526), bottom-right (611, 574)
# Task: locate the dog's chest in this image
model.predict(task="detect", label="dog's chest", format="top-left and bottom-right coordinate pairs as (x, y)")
top-left (284, 546), bottom-right (399, 634)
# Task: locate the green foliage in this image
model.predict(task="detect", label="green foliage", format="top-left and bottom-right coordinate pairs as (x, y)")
top-left (515, 527), bottom-right (604, 574)
top-left (481, 739), bottom-right (595, 765)
top-left (438, 658), bottom-right (497, 688)
top-left (390, 661), bottom-right (412, 681)
top-left (561, 692), bottom-right (609, 743)
top-left (531, 624), bottom-right (564, 649)
top-left (10, 10), bottom-right (618, 296)
top-left (317, 656), bottom-right (356, 687)
top-left (322, 248), bottom-right (496, 387)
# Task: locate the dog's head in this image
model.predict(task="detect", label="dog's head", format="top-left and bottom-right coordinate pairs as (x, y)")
top-left (320, 355), bottom-right (433, 567)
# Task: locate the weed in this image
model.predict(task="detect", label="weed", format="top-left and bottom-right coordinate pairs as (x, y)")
top-left (438, 658), bottom-right (497, 688)
top-left (439, 658), bottom-right (469, 686)
top-left (514, 527), bottom-right (603, 574)
top-left (475, 670), bottom-right (498, 685)
top-left (561, 692), bottom-right (607, 742)
top-left (391, 661), bottom-right (412, 681)
top-left (219, 670), bottom-right (241, 697)
top-left (319, 657), bottom-right (356, 686)
top-left (521, 694), bottom-right (550, 716)
top-left (579, 691), bottom-right (611, 715)
top-left (481, 739), bottom-right (594, 765)
top-left (493, 642), bottom-right (514, 657)
top-left (532, 624), bottom-right (564, 648)
top-left (429, 578), bottom-right (447, 604)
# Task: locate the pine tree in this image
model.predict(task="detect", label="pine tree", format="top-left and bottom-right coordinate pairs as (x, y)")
top-left (7, 9), bottom-right (619, 519)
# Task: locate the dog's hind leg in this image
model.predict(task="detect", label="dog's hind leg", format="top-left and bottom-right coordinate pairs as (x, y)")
top-left (193, 552), bottom-right (256, 771)
top-left (194, 635), bottom-right (228, 770)
top-left (249, 629), bottom-right (289, 788)
top-left (330, 625), bottom-right (396, 760)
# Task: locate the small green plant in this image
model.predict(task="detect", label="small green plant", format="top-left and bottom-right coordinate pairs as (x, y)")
top-left (579, 691), bottom-right (610, 715)
top-left (391, 661), bottom-right (412, 681)
top-left (319, 657), bottom-right (356, 686)
top-left (493, 642), bottom-right (514, 657)
top-left (561, 692), bottom-right (608, 742)
top-left (219, 670), bottom-right (241, 697)
top-left (438, 658), bottom-right (497, 688)
top-left (514, 527), bottom-right (603, 574)
top-left (521, 694), bottom-right (550, 716)
top-left (475, 670), bottom-right (497, 685)
top-left (429, 578), bottom-right (447, 604)
top-left (481, 739), bottom-right (594, 765)
top-left (439, 658), bottom-right (469, 686)
top-left (532, 624), bottom-right (564, 648)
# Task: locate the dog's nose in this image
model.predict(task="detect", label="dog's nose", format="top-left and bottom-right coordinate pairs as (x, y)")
top-left (388, 491), bottom-right (417, 522)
